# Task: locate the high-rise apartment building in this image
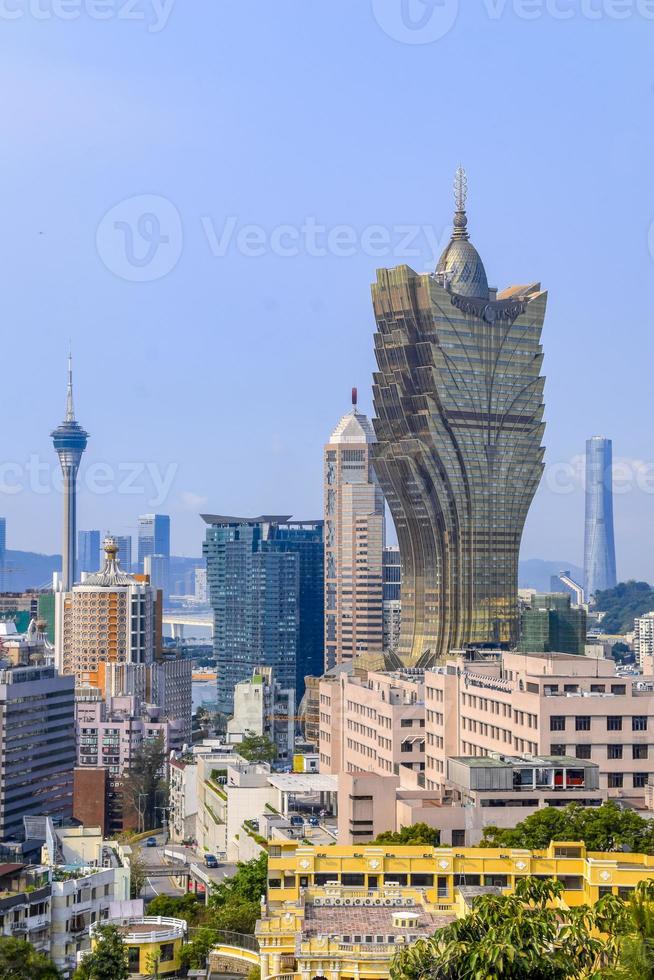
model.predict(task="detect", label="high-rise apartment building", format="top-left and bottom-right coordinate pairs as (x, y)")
top-left (51, 356), bottom-right (88, 591)
top-left (0, 661), bottom-right (75, 839)
top-left (55, 537), bottom-right (157, 688)
top-left (383, 546), bottom-right (401, 655)
top-left (324, 391), bottom-right (385, 670)
top-left (371, 169), bottom-right (546, 666)
top-left (77, 530), bottom-right (101, 574)
top-left (137, 514), bottom-right (170, 571)
top-left (584, 437), bottom-right (617, 598)
top-left (203, 515), bottom-right (323, 712)
top-left (634, 612), bottom-right (654, 669)
top-left (144, 554), bottom-right (170, 602)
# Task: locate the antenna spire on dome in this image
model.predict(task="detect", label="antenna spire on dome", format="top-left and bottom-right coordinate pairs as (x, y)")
top-left (452, 166), bottom-right (469, 241)
top-left (352, 386), bottom-right (358, 410)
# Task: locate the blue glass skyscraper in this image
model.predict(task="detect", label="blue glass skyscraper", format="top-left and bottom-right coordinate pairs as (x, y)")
top-left (202, 515), bottom-right (323, 713)
top-left (584, 437), bottom-right (617, 598)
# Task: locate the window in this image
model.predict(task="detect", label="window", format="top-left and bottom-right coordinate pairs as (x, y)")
top-left (160, 943), bottom-right (174, 963)
top-left (575, 716), bottom-right (591, 732)
top-left (612, 684), bottom-right (627, 696)
top-left (608, 745), bottom-right (623, 760)
top-left (633, 716), bottom-right (648, 732)
top-left (550, 716), bottom-right (565, 732)
top-left (575, 745), bottom-right (591, 760)
top-left (342, 874), bottom-right (365, 886)
top-left (452, 829), bottom-right (466, 846)
top-left (607, 716), bottom-right (623, 732)
top-left (633, 773), bottom-right (648, 788)
top-left (411, 873), bottom-right (434, 887)
top-left (484, 875), bottom-right (508, 888)
top-left (550, 744), bottom-right (566, 756)
top-left (590, 684), bottom-right (605, 693)
top-left (558, 875), bottom-right (583, 891)
top-left (608, 774), bottom-right (623, 788)
top-left (128, 948), bottom-right (140, 972)
top-left (633, 745), bottom-right (648, 760)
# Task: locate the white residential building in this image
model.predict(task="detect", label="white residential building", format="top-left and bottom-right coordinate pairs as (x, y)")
top-left (227, 666), bottom-right (295, 760)
top-left (635, 612), bottom-right (654, 668)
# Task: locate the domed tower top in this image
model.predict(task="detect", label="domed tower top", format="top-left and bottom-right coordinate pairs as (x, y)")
top-left (435, 166), bottom-right (489, 300)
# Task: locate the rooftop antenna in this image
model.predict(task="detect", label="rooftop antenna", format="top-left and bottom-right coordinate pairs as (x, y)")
top-left (352, 387), bottom-right (358, 410)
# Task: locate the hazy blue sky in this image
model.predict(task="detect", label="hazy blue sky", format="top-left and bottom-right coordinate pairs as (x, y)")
top-left (2, 0), bottom-right (653, 579)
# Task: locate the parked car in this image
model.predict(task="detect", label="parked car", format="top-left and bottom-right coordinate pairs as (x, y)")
top-left (289, 815), bottom-right (304, 827)
top-left (308, 816), bottom-right (319, 827)
top-left (145, 837), bottom-right (157, 848)
top-left (205, 854), bottom-right (219, 868)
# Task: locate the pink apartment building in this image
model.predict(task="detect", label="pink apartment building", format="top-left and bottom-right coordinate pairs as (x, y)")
top-left (319, 668), bottom-right (425, 778)
top-left (425, 651), bottom-right (654, 805)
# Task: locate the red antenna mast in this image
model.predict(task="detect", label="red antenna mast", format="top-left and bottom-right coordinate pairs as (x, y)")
top-left (352, 387), bottom-right (358, 408)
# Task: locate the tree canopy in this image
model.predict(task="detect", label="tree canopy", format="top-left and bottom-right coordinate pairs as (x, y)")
top-left (0, 937), bottom-right (61, 979)
top-left (390, 877), bottom-right (609, 980)
top-left (121, 733), bottom-right (168, 831)
top-left (237, 731), bottom-right (278, 764)
top-left (73, 926), bottom-right (129, 980)
top-left (479, 802), bottom-right (654, 853)
top-left (373, 823), bottom-right (441, 847)
top-left (594, 580), bottom-right (654, 633)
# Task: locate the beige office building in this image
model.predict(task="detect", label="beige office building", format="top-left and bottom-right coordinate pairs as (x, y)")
top-left (324, 392), bottom-right (385, 670)
top-left (425, 650), bottom-right (654, 805)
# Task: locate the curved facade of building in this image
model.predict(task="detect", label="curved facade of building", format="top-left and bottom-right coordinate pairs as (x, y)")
top-left (371, 170), bottom-right (547, 667)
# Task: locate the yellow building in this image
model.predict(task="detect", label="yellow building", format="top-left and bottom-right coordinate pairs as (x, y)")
top-left (91, 916), bottom-right (187, 977)
top-left (256, 841), bottom-right (654, 980)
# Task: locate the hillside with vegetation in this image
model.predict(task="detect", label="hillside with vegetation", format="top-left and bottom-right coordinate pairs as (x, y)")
top-left (593, 580), bottom-right (654, 633)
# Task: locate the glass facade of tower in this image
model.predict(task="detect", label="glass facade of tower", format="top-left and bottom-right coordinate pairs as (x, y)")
top-left (78, 529), bottom-right (101, 574)
top-left (203, 517), bottom-right (323, 713)
top-left (137, 514), bottom-right (171, 570)
top-left (584, 437), bottom-right (617, 598)
top-left (371, 174), bottom-right (546, 667)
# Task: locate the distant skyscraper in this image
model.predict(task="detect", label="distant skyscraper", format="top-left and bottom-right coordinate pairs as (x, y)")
top-left (144, 553), bottom-right (170, 602)
top-left (202, 514), bottom-right (323, 713)
top-left (324, 390), bottom-right (385, 670)
top-left (78, 530), bottom-right (101, 574)
top-left (106, 534), bottom-right (132, 573)
top-left (51, 355), bottom-right (88, 590)
top-left (371, 168), bottom-right (546, 666)
top-left (584, 437), bottom-right (617, 598)
top-left (138, 514), bottom-right (170, 571)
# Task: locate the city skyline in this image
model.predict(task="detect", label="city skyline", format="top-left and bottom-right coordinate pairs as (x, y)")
top-left (1, 6), bottom-right (652, 582)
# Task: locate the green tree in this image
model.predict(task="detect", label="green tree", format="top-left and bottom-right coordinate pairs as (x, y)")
top-left (73, 926), bottom-right (129, 980)
top-left (179, 926), bottom-right (218, 970)
top-left (237, 731), bottom-right (277, 764)
top-left (147, 892), bottom-right (203, 925)
top-left (0, 937), bottom-right (61, 979)
top-left (373, 822), bottom-right (440, 847)
top-left (129, 848), bottom-right (147, 899)
top-left (207, 854), bottom-right (267, 934)
top-left (247, 967), bottom-right (261, 980)
top-left (390, 877), bottom-right (607, 980)
top-left (480, 802), bottom-right (654, 854)
top-left (601, 881), bottom-right (654, 979)
top-left (122, 733), bottom-right (168, 830)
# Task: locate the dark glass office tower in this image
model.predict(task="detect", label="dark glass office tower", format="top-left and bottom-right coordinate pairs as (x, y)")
top-left (584, 437), bottom-right (617, 598)
top-left (78, 529), bottom-right (101, 574)
top-left (202, 515), bottom-right (323, 713)
top-left (371, 169), bottom-right (547, 667)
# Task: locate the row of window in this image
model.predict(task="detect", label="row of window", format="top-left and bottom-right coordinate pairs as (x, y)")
top-left (551, 715), bottom-right (648, 732)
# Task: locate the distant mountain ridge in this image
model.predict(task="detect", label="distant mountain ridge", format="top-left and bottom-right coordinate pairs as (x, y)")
top-left (519, 559), bottom-right (583, 593)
